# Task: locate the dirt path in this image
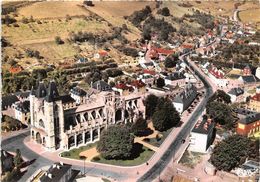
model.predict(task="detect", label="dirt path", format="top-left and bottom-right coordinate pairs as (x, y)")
top-left (79, 147), bottom-right (99, 161)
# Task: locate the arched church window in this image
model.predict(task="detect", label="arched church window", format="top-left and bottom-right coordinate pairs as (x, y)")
top-left (39, 119), bottom-right (45, 128)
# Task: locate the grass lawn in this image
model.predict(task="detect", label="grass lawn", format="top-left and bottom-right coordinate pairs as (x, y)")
top-left (3, 18), bottom-right (109, 44)
top-left (144, 128), bottom-right (173, 147)
top-left (179, 150), bottom-right (203, 169)
top-left (60, 142), bottom-right (97, 160)
top-left (91, 143), bottom-right (154, 166)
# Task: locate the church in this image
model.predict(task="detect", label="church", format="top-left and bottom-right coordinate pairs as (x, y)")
top-left (30, 81), bottom-right (146, 151)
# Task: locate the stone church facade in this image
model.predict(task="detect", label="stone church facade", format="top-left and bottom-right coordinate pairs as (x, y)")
top-left (30, 81), bottom-right (146, 151)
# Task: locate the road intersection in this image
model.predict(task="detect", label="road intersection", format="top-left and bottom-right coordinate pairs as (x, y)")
top-left (2, 39), bottom-right (219, 182)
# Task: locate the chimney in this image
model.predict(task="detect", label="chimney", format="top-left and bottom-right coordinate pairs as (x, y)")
top-left (91, 81), bottom-right (93, 88)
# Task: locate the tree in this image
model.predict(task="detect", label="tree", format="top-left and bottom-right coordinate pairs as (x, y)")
top-left (131, 117), bottom-right (148, 136)
top-left (144, 94), bottom-right (159, 118)
top-left (13, 149), bottom-right (22, 168)
top-left (210, 135), bottom-right (259, 171)
top-left (206, 101), bottom-right (234, 129)
top-left (158, 7), bottom-right (170, 16)
top-left (208, 90), bottom-right (231, 104)
top-left (97, 125), bottom-right (134, 159)
top-left (152, 98), bottom-right (180, 131)
top-left (55, 36), bottom-right (64, 45)
top-left (84, 1), bottom-right (94, 6)
top-left (164, 55), bottom-right (177, 68)
top-left (156, 77), bottom-right (165, 88)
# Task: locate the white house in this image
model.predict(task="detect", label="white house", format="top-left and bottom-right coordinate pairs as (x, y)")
top-left (228, 87), bottom-right (244, 103)
top-left (12, 100), bottom-right (30, 125)
top-left (138, 74), bottom-right (154, 85)
top-left (165, 72), bottom-right (186, 87)
top-left (208, 66), bottom-right (228, 87)
top-left (189, 117), bottom-right (215, 153)
top-left (172, 83), bottom-right (197, 113)
top-left (70, 87), bottom-right (87, 105)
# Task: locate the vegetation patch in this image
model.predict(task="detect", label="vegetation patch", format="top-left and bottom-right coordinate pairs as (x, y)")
top-left (179, 150), bottom-right (203, 168)
top-left (144, 128), bottom-right (172, 147)
top-left (60, 142), bottom-right (97, 160)
top-left (92, 144), bottom-right (154, 166)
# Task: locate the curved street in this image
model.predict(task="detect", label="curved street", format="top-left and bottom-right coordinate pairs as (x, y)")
top-left (2, 39), bottom-right (218, 182)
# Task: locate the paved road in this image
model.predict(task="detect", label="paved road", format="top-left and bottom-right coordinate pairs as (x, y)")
top-left (2, 131), bottom-right (54, 182)
top-left (2, 41), bottom-right (217, 182)
top-left (2, 132), bottom-right (125, 182)
top-left (137, 48), bottom-right (214, 181)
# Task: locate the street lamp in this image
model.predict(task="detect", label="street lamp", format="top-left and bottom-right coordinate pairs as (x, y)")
top-left (80, 156), bottom-right (87, 175)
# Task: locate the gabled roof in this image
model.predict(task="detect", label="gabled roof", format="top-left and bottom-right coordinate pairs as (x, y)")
top-left (143, 69), bottom-right (156, 75)
top-left (2, 95), bottom-right (19, 110)
top-left (239, 113), bottom-right (260, 125)
top-left (130, 80), bottom-right (145, 88)
top-left (240, 75), bottom-right (257, 83)
top-left (192, 118), bottom-right (215, 134)
top-left (114, 83), bottom-right (133, 91)
top-left (165, 72), bottom-right (185, 81)
top-left (39, 162), bottom-right (72, 182)
top-left (228, 87), bottom-right (244, 96)
top-left (173, 83), bottom-right (197, 104)
top-left (92, 80), bottom-right (111, 91)
top-left (14, 100), bottom-right (30, 113)
top-left (60, 95), bottom-right (75, 104)
top-left (71, 87), bottom-right (87, 96)
top-left (251, 93), bottom-right (260, 102)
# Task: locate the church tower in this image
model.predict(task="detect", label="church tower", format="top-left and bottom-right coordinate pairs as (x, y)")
top-left (30, 81), bottom-right (65, 151)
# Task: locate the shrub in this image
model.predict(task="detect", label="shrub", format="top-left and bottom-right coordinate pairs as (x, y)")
top-left (55, 36), bottom-right (64, 45)
top-left (92, 156), bottom-right (100, 161)
top-left (143, 138), bottom-right (150, 142)
top-left (66, 14), bottom-right (71, 21)
top-left (21, 17), bottom-right (29, 24)
top-left (25, 49), bottom-right (41, 59)
top-left (157, 7), bottom-right (170, 16)
top-left (2, 15), bottom-right (16, 25)
top-left (13, 23), bottom-right (19, 27)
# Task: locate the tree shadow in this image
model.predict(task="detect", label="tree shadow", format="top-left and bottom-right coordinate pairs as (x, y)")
top-left (127, 143), bottom-right (144, 160)
top-left (135, 128), bottom-right (154, 137)
top-left (176, 120), bottom-right (184, 127)
top-left (20, 158), bottom-right (36, 168)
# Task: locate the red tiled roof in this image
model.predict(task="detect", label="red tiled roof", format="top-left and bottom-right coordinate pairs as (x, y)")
top-left (251, 93), bottom-right (260, 102)
top-left (149, 49), bottom-right (159, 59)
top-left (131, 80), bottom-right (145, 88)
top-left (154, 48), bottom-right (175, 55)
top-left (182, 44), bottom-right (194, 49)
top-left (9, 66), bottom-right (23, 74)
top-left (143, 69), bottom-right (156, 75)
top-left (209, 67), bottom-right (224, 79)
top-left (99, 50), bottom-right (108, 57)
top-left (115, 83), bottom-right (132, 90)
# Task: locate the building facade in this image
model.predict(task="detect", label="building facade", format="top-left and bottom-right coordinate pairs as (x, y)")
top-left (248, 92), bottom-right (260, 112)
top-left (237, 113), bottom-right (260, 136)
top-left (228, 87), bottom-right (244, 103)
top-left (172, 83), bottom-right (197, 113)
top-left (30, 81), bottom-right (146, 151)
top-left (189, 117), bottom-right (215, 153)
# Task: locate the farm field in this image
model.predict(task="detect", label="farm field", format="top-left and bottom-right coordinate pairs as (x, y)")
top-left (85, 2), bottom-right (157, 41)
top-left (17, 1), bottom-right (90, 19)
top-left (2, 18), bottom-right (108, 45)
top-left (239, 8), bottom-right (260, 24)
